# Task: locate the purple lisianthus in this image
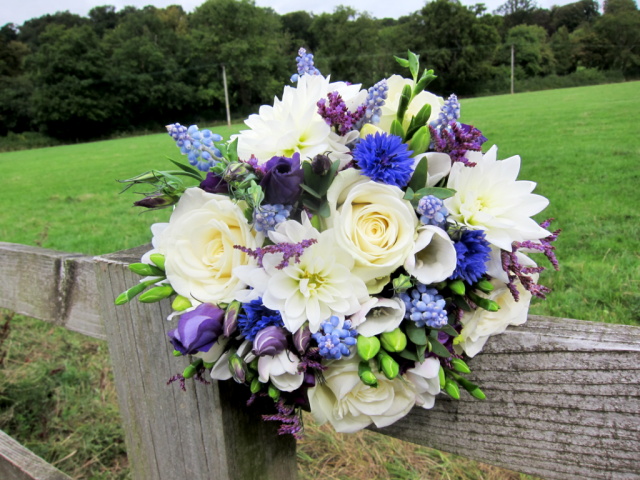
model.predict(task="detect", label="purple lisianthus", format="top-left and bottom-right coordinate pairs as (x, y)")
top-left (200, 171), bottom-right (229, 194)
top-left (252, 326), bottom-right (288, 356)
top-left (259, 153), bottom-right (305, 205)
top-left (167, 303), bottom-right (224, 355)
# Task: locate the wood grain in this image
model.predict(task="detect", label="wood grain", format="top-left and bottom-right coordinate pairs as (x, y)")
top-left (370, 315), bottom-right (640, 480)
top-left (94, 246), bottom-right (298, 480)
top-left (0, 242), bottom-right (104, 339)
top-left (0, 429), bottom-right (72, 480)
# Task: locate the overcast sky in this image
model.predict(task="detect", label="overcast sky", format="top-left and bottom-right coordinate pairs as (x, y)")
top-left (2, 0), bottom-right (580, 27)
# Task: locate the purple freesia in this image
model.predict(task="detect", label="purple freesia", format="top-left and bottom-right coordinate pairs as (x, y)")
top-left (200, 171), bottom-right (229, 194)
top-left (252, 326), bottom-right (288, 356)
top-left (167, 303), bottom-right (224, 355)
top-left (259, 153), bottom-right (305, 205)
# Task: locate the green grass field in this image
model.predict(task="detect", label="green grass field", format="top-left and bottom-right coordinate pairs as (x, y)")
top-left (1, 81), bottom-right (639, 479)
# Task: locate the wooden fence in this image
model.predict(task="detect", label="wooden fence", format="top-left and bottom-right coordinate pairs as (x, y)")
top-left (0, 241), bottom-right (639, 480)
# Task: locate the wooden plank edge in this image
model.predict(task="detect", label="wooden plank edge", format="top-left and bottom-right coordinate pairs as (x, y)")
top-left (0, 429), bottom-right (73, 480)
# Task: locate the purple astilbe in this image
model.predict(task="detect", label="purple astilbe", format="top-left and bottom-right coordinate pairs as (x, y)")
top-left (317, 92), bottom-right (366, 136)
top-left (297, 347), bottom-right (328, 373)
top-left (501, 219), bottom-right (561, 301)
top-left (167, 373), bottom-right (187, 392)
top-left (234, 239), bottom-right (318, 270)
top-left (240, 155), bottom-right (266, 179)
top-left (429, 121), bottom-right (486, 166)
top-left (262, 401), bottom-right (303, 439)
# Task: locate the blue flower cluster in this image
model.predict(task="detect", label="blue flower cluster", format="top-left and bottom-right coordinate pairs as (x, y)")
top-left (253, 204), bottom-right (293, 233)
top-left (353, 132), bottom-right (414, 188)
top-left (312, 316), bottom-right (358, 360)
top-left (417, 195), bottom-right (448, 228)
top-left (290, 47), bottom-right (321, 83)
top-left (431, 94), bottom-right (460, 130)
top-left (238, 298), bottom-right (284, 341)
top-left (166, 123), bottom-right (223, 172)
top-left (398, 283), bottom-right (448, 328)
top-left (363, 79), bottom-right (388, 125)
top-left (451, 230), bottom-right (491, 284)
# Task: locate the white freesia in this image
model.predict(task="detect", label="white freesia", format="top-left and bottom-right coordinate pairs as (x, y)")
top-left (140, 223), bottom-right (169, 265)
top-left (235, 74), bottom-right (366, 167)
top-left (258, 350), bottom-right (304, 392)
top-left (378, 75), bottom-right (444, 133)
top-left (308, 356), bottom-right (416, 433)
top-left (326, 169), bottom-right (419, 289)
top-left (411, 152), bottom-right (452, 188)
top-left (234, 216), bottom-right (368, 334)
top-left (405, 357), bottom-right (441, 409)
top-left (153, 188), bottom-right (257, 305)
top-left (404, 225), bottom-right (457, 284)
top-left (350, 297), bottom-right (405, 337)
top-left (445, 145), bottom-right (551, 251)
top-left (455, 277), bottom-right (535, 358)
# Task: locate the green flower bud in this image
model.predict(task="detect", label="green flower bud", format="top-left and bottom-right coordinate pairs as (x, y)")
top-left (390, 119), bottom-right (405, 138)
top-left (408, 126), bottom-right (430, 156)
top-left (448, 279), bottom-right (466, 296)
top-left (229, 353), bottom-right (247, 384)
top-left (150, 253), bottom-right (165, 271)
top-left (129, 263), bottom-right (165, 277)
top-left (183, 359), bottom-right (203, 379)
top-left (444, 378), bottom-right (460, 400)
top-left (468, 291), bottom-right (500, 312)
top-left (173, 349), bottom-right (182, 357)
top-left (139, 286), bottom-right (175, 303)
top-left (268, 383), bottom-right (280, 401)
top-left (396, 84), bottom-right (412, 123)
top-left (249, 357), bottom-right (259, 371)
top-left (203, 361), bottom-right (215, 369)
top-left (223, 300), bottom-right (241, 337)
top-left (358, 361), bottom-right (379, 388)
top-left (377, 352), bottom-right (399, 380)
top-left (451, 358), bottom-right (471, 374)
top-left (114, 279), bottom-right (158, 305)
top-left (476, 278), bottom-right (494, 293)
top-left (470, 387), bottom-right (486, 400)
top-left (380, 328), bottom-right (407, 353)
top-left (357, 336), bottom-right (381, 361)
top-left (438, 366), bottom-right (446, 388)
top-left (392, 274), bottom-right (413, 293)
top-left (172, 295), bottom-right (192, 311)
top-left (251, 377), bottom-right (262, 394)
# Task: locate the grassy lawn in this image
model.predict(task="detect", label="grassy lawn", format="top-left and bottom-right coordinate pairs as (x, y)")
top-left (1, 81), bottom-right (639, 479)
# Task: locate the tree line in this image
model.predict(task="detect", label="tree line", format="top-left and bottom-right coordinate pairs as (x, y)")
top-left (0, 0), bottom-right (638, 140)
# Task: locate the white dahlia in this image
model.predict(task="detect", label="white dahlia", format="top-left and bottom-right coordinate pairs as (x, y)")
top-left (445, 145), bottom-right (551, 251)
top-left (235, 75), bottom-right (366, 167)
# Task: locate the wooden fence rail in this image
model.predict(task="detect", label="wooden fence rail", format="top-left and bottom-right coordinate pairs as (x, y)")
top-left (0, 241), bottom-right (639, 480)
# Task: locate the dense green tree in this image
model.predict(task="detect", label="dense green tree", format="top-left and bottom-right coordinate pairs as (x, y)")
top-left (17, 11), bottom-right (88, 50)
top-left (603, 0), bottom-right (638, 14)
top-left (282, 11), bottom-right (316, 52)
top-left (551, 0), bottom-right (600, 33)
top-left (551, 26), bottom-right (576, 74)
top-left (503, 24), bottom-right (555, 76)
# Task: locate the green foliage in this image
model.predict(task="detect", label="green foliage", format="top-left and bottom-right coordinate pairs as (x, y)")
top-left (503, 24), bottom-right (555, 76)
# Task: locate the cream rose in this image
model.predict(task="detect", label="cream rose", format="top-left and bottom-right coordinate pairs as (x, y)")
top-left (308, 356), bottom-right (416, 433)
top-left (455, 278), bottom-right (534, 357)
top-left (378, 75), bottom-right (444, 133)
top-left (326, 169), bottom-right (419, 290)
top-left (156, 188), bottom-right (257, 305)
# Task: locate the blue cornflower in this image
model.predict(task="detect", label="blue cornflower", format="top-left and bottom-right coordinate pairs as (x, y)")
top-left (417, 195), bottom-right (448, 228)
top-left (353, 132), bottom-right (414, 188)
top-left (451, 230), bottom-right (491, 284)
top-left (253, 204), bottom-right (293, 233)
top-left (312, 316), bottom-right (358, 360)
top-left (398, 283), bottom-right (448, 328)
top-left (238, 299), bottom-right (284, 341)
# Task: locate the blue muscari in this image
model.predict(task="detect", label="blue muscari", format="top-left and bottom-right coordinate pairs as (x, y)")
top-left (363, 79), bottom-right (388, 125)
top-left (290, 47), bottom-right (321, 83)
top-left (398, 283), bottom-right (448, 329)
top-left (451, 230), bottom-right (491, 284)
top-left (253, 204), bottom-right (293, 233)
top-left (166, 123), bottom-right (223, 172)
top-left (431, 94), bottom-right (460, 130)
top-left (312, 316), bottom-right (358, 360)
top-left (353, 132), bottom-right (414, 188)
top-left (417, 195), bottom-right (448, 228)
top-left (237, 298), bottom-right (284, 341)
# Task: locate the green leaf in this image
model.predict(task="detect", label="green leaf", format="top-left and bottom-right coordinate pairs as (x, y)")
top-left (394, 56), bottom-right (410, 68)
top-left (216, 143), bottom-right (228, 158)
top-left (416, 343), bottom-right (427, 363)
top-left (396, 84), bottom-right (412, 124)
top-left (301, 196), bottom-right (320, 211)
top-left (408, 50), bottom-right (420, 82)
top-left (428, 338), bottom-right (452, 358)
top-left (227, 138), bottom-right (238, 163)
top-left (408, 126), bottom-right (430, 156)
top-left (413, 187), bottom-right (457, 200)
top-left (390, 119), bottom-right (405, 138)
top-left (403, 187), bottom-right (414, 200)
top-left (300, 183), bottom-right (321, 199)
top-left (452, 295), bottom-right (472, 312)
top-left (315, 160), bottom-right (340, 196)
top-left (408, 156), bottom-right (428, 191)
top-left (302, 162), bottom-right (323, 193)
top-left (414, 69), bottom-right (437, 95)
top-left (166, 157), bottom-right (203, 178)
top-left (405, 321), bottom-right (427, 345)
top-left (398, 348), bottom-right (419, 362)
top-left (436, 324), bottom-right (459, 337)
top-left (414, 103), bottom-right (432, 128)
top-left (244, 207), bottom-right (254, 224)
top-left (318, 200), bottom-right (331, 218)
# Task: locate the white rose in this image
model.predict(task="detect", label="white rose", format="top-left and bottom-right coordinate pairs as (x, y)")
top-left (326, 169), bottom-right (419, 290)
top-left (156, 188), bottom-right (257, 305)
top-left (405, 357), bottom-right (441, 409)
top-left (378, 75), bottom-right (444, 133)
top-left (455, 278), bottom-right (533, 357)
top-left (350, 297), bottom-right (405, 337)
top-left (258, 350), bottom-right (304, 392)
top-left (308, 356), bottom-right (416, 433)
top-left (404, 225), bottom-right (457, 284)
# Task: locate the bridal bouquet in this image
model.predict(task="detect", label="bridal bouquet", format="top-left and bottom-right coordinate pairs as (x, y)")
top-left (117, 49), bottom-right (560, 436)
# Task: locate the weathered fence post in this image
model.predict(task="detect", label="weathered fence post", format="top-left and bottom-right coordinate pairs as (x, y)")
top-left (94, 246), bottom-right (298, 480)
